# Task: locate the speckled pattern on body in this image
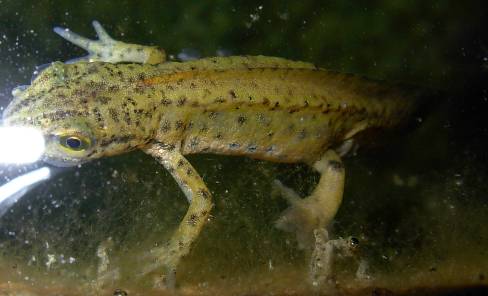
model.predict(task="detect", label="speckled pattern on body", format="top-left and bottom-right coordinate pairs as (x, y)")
top-left (3, 56), bottom-right (416, 164)
top-left (1, 21), bottom-right (422, 288)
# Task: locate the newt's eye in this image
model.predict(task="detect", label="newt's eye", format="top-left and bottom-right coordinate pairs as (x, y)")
top-left (58, 134), bottom-right (91, 151)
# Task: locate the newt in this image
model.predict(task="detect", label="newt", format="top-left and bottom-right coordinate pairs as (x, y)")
top-left (2, 21), bottom-right (423, 288)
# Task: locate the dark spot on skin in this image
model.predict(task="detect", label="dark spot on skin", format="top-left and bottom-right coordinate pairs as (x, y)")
top-left (177, 96), bottom-right (187, 106)
top-left (262, 97), bottom-right (270, 106)
top-left (160, 98), bottom-right (172, 106)
top-left (197, 189), bottom-right (210, 199)
top-left (177, 159), bottom-right (185, 168)
top-left (108, 85), bottom-right (119, 92)
top-left (99, 135), bottom-right (136, 148)
top-left (214, 97), bottom-right (226, 104)
top-left (186, 168), bottom-right (192, 176)
top-left (124, 112), bottom-right (131, 125)
top-left (109, 108), bottom-right (119, 122)
top-left (229, 90), bottom-right (237, 99)
top-left (215, 133), bottom-right (223, 139)
top-left (200, 125), bottom-right (209, 132)
top-left (208, 112), bottom-right (218, 119)
top-left (266, 145), bottom-right (275, 153)
top-left (328, 160), bottom-right (344, 170)
top-left (36, 110), bottom-right (87, 123)
top-left (288, 107), bottom-right (300, 114)
top-left (188, 213), bottom-right (198, 226)
top-left (160, 120), bottom-right (171, 133)
top-left (247, 144), bottom-right (257, 152)
top-left (237, 116), bottom-right (247, 125)
top-left (229, 142), bottom-right (240, 149)
top-left (113, 289), bottom-right (128, 296)
top-left (92, 107), bottom-right (104, 127)
top-left (189, 137), bottom-right (199, 148)
top-left (175, 120), bottom-right (185, 130)
top-left (85, 151), bottom-right (96, 158)
top-left (159, 142), bottom-right (176, 151)
top-left (126, 97), bottom-right (137, 106)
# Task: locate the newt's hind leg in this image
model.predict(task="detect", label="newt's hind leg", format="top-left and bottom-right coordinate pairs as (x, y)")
top-left (54, 20), bottom-right (165, 64)
top-left (274, 150), bottom-right (345, 249)
top-left (142, 142), bottom-right (213, 288)
top-left (275, 150), bottom-right (352, 289)
top-left (275, 150), bottom-right (369, 289)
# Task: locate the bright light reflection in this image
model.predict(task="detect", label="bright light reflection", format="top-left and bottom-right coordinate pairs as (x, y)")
top-left (0, 166), bottom-right (51, 217)
top-left (0, 127), bottom-right (45, 164)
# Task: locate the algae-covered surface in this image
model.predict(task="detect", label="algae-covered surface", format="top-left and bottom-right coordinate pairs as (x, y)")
top-left (0, 1), bottom-right (487, 295)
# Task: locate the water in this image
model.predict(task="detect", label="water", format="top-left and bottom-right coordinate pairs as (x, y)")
top-left (0, 1), bottom-right (487, 295)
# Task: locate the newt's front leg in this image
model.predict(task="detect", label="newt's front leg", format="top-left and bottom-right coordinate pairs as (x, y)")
top-left (142, 142), bottom-right (213, 287)
top-left (54, 20), bottom-right (165, 64)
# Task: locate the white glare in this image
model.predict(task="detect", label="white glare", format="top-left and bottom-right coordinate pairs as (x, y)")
top-left (0, 127), bottom-right (45, 164)
top-left (0, 167), bottom-right (51, 217)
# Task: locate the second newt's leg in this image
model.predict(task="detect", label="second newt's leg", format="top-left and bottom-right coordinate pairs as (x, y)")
top-left (142, 142), bottom-right (213, 288)
top-left (54, 21), bottom-right (165, 64)
top-left (274, 149), bottom-right (345, 249)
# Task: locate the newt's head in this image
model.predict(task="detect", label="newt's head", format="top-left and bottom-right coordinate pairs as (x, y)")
top-left (2, 61), bottom-right (156, 167)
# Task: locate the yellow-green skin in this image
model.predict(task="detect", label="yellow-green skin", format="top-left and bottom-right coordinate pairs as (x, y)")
top-left (3, 56), bottom-right (416, 167)
top-left (1, 23), bottom-right (423, 287)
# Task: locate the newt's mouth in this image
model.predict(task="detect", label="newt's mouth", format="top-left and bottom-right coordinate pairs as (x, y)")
top-left (42, 154), bottom-right (86, 168)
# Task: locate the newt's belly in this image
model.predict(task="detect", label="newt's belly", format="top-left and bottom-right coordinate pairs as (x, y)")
top-left (176, 107), bottom-right (336, 163)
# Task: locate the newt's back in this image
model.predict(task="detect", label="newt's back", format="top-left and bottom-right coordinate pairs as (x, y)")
top-left (146, 56), bottom-right (420, 163)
